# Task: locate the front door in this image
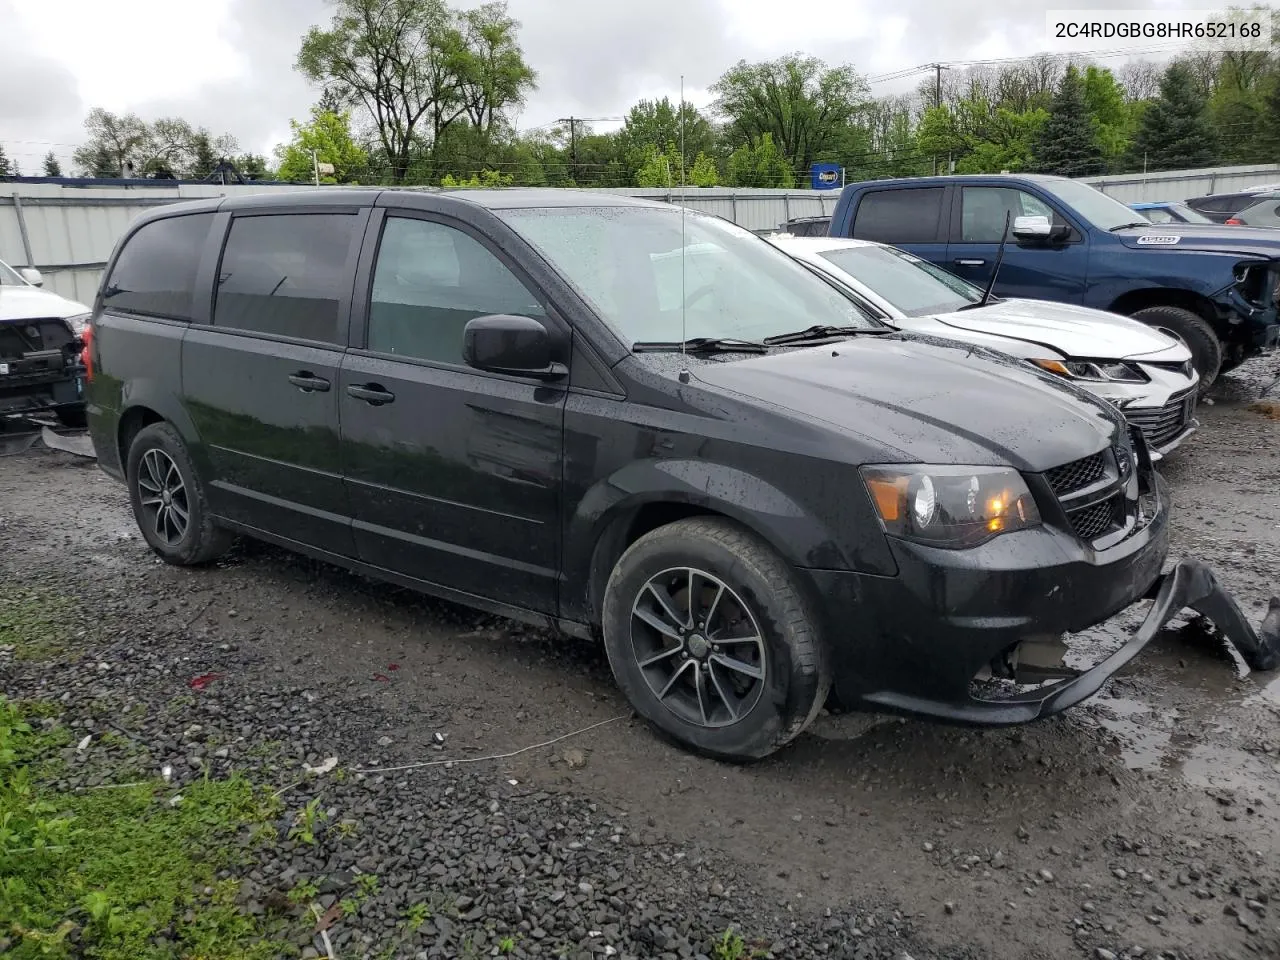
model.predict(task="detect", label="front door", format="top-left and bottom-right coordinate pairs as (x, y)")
top-left (338, 211), bottom-right (567, 615)
top-left (945, 184), bottom-right (1091, 304)
top-left (183, 209), bottom-right (367, 556)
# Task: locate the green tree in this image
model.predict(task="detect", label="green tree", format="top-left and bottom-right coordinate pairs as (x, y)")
top-left (712, 54), bottom-right (867, 175)
top-left (274, 107), bottom-right (368, 183)
top-left (297, 0), bottom-right (535, 183)
top-left (918, 98), bottom-right (1045, 174)
top-left (0, 144), bottom-right (11, 177)
top-left (1258, 75), bottom-right (1280, 160)
top-left (41, 151), bottom-right (62, 177)
top-left (1130, 62), bottom-right (1217, 171)
top-left (1032, 66), bottom-right (1104, 176)
top-left (71, 108), bottom-right (238, 178)
top-left (633, 142), bottom-right (678, 187)
top-left (1082, 66), bottom-right (1133, 170)
top-left (726, 133), bottom-right (793, 188)
top-left (441, 168), bottom-right (512, 186)
top-left (689, 152), bottom-right (719, 187)
top-left (619, 98), bottom-right (716, 179)
top-left (233, 154), bottom-right (270, 180)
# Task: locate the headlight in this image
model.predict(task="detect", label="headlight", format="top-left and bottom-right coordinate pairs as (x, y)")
top-left (63, 312), bottom-right (91, 336)
top-left (1030, 358), bottom-right (1147, 383)
top-left (860, 465), bottom-right (1041, 549)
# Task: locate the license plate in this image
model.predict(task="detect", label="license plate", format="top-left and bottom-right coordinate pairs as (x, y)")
top-left (0, 363), bottom-right (8, 376)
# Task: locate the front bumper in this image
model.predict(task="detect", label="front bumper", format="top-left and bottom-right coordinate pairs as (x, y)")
top-left (810, 476), bottom-right (1280, 725)
top-left (0, 363), bottom-right (85, 418)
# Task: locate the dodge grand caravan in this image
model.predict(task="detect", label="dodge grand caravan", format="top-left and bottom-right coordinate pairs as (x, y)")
top-left (83, 189), bottom-right (1280, 761)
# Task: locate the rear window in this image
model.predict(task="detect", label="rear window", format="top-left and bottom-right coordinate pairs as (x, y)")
top-left (851, 188), bottom-right (944, 244)
top-left (213, 214), bottom-right (357, 344)
top-left (102, 213), bottom-right (214, 320)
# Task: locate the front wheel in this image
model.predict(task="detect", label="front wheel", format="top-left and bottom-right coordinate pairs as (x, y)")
top-left (601, 517), bottom-right (830, 762)
top-left (126, 422), bottom-right (231, 566)
top-left (1129, 304), bottom-right (1222, 392)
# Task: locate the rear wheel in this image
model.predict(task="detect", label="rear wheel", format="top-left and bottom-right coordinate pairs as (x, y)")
top-left (601, 517), bottom-right (830, 762)
top-left (126, 422), bottom-right (231, 566)
top-left (1129, 304), bottom-right (1222, 392)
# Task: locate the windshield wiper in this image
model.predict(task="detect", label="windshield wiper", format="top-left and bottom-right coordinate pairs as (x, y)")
top-left (1110, 221), bottom-right (1152, 232)
top-left (632, 337), bottom-right (767, 354)
top-left (763, 324), bottom-right (890, 345)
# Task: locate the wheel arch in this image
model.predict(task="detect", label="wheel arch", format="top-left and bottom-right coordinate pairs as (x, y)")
top-left (566, 459), bottom-right (852, 630)
top-left (1107, 287), bottom-right (1221, 330)
top-left (115, 385), bottom-right (204, 473)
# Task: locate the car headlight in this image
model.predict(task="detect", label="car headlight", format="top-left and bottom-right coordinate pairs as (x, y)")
top-left (63, 312), bottom-right (91, 337)
top-left (1030, 358), bottom-right (1147, 383)
top-left (860, 465), bottom-right (1041, 549)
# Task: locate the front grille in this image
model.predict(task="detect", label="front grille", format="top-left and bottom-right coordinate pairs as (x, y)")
top-left (1045, 452), bottom-right (1106, 496)
top-left (1125, 389), bottom-right (1195, 449)
top-left (1066, 495), bottom-right (1121, 541)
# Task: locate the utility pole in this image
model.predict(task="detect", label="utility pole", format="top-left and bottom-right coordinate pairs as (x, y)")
top-left (556, 116), bottom-right (619, 182)
top-left (930, 63), bottom-right (950, 176)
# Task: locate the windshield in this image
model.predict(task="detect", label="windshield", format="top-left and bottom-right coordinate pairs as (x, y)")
top-left (817, 245), bottom-right (983, 317)
top-left (1169, 203), bottom-right (1212, 223)
top-left (1040, 178), bottom-right (1148, 230)
top-left (0, 260), bottom-right (26, 286)
top-left (497, 205), bottom-right (882, 344)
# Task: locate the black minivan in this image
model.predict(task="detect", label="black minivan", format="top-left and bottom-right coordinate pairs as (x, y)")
top-left (84, 188), bottom-right (1184, 760)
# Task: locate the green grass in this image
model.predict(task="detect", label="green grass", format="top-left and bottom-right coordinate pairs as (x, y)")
top-left (0, 591), bottom-right (80, 660)
top-left (0, 697), bottom-right (296, 960)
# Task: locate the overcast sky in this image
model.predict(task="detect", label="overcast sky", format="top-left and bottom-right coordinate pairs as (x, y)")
top-left (0, 0), bottom-right (1269, 172)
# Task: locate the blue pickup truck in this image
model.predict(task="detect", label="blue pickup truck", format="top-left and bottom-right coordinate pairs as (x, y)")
top-left (827, 174), bottom-right (1280, 388)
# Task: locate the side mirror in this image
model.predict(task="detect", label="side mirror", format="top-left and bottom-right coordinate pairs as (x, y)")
top-left (463, 314), bottom-right (567, 380)
top-left (19, 267), bottom-right (44, 287)
top-left (1011, 215), bottom-right (1052, 241)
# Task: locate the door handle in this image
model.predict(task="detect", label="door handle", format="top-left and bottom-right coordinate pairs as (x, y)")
top-left (347, 383), bottom-right (396, 406)
top-left (288, 372), bottom-right (331, 392)
top-left (953, 258), bottom-right (986, 266)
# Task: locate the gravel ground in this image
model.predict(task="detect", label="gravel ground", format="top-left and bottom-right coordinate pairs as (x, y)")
top-left (2, 359), bottom-right (1279, 960)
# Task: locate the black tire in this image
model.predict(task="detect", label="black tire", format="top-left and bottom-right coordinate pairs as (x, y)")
top-left (601, 517), bottom-right (830, 762)
top-left (126, 422), bottom-right (231, 566)
top-left (1128, 304), bottom-right (1222, 392)
top-left (55, 404), bottom-right (87, 429)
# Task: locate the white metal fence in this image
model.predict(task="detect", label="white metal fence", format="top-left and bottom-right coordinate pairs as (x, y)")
top-left (0, 182), bottom-right (843, 304)
top-left (1079, 163), bottom-right (1280, 203)
top-left (5, 164), bottom-right (1280, 305)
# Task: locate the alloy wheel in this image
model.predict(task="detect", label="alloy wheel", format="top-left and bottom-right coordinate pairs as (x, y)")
top-left (136, 448), bottom-right (190, 546)
top-left (629, 567), bottom-right (767, 728)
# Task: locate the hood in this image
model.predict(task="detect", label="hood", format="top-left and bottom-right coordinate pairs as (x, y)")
top-left (0, 285), bottom-right (90, 323)
top-left (1114, 223), bottom-right (1280, 259)
top-left (691, 334), bottom-right (1122, 473)
top-left (924, 298), bottom-right (1188, 361)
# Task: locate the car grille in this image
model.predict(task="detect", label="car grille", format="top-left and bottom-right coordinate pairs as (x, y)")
top-left (1044, 442), bottom-right (1134, 546)
top-left (1125, 389), bottom-right (1196, 450)
top-left (1065, 496), bottom-right (1119, 541)
top-left (1045, 452), bottom-right (1106, 496)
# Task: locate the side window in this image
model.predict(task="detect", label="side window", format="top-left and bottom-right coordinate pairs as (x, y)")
top-left (851, 188), bottom-right (944, 244)
top-left (102, 213), bottom-right (214, 320)
top-left (367, 217), bottom-right (545, 365)
top-left (958, 187), bottom-right (1064, 242)
top-left (213, 214), bottom-right (356, 344)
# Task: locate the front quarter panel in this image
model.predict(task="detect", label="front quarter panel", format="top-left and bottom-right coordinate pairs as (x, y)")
top-left (1084, 238), bottom-right (1238, 310)
top-left (559, 367), bottom-right (900, 625)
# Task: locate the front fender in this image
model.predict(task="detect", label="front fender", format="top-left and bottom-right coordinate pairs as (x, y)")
top-left (561, 458), bottom-right (892, 625)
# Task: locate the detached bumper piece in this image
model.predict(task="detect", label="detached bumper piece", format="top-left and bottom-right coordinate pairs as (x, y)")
top-left (964, 559), bottom-right (1280, 725)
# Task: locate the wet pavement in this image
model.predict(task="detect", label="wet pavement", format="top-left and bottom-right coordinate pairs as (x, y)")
top-left (1, 359), bottom-right (1278, 959)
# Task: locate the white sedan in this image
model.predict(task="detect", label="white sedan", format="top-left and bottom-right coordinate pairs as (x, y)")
top-left (765, 234), bottom-right (1200, 460)
top-left (1, 258), bottom-right (92, 426)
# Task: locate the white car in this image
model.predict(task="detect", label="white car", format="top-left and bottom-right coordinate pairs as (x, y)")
top-left (765, 234), bottom-right (1200, 460)
top-left (0, 258), bottom-right (92, 426)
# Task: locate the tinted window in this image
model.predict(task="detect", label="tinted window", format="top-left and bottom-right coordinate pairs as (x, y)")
top-left (851, 189), bottom-right (944, 244)
top-left (959, 187), bottom-right (1059, 242)
top-left (102, 213), bottom-right (214, 320)
top-left (368, 217), bottom-right (545, 364)
top-left (213, 214), bottom-right (355, 343)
